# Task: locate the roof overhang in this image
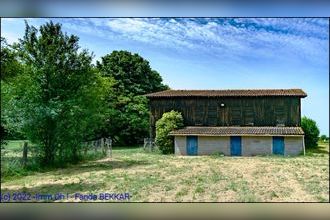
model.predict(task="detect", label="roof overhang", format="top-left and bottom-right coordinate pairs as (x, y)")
top-left (169, 126), bottom-right (305, 136)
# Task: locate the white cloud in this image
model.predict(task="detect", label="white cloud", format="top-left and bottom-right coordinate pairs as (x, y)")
top-left (2, 18), bottom-right (328, 65)
top-left (95, 18), bottom-right (328, 64)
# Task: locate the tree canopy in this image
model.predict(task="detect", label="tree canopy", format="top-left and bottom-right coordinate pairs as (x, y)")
top-left (320, 135), bottom-right (328, 142)
top-left (1, 37), bottom-right (22, 81)
top-left (96, 50), bottom-right (169, 145)
top-left (97, 50), bottom-right (168, 96)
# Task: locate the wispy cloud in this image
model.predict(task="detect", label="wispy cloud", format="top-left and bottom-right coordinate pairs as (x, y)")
top-left (69, 18), bottom-right (328, 65)
top-left (2, 18), bottom-right (329, 65)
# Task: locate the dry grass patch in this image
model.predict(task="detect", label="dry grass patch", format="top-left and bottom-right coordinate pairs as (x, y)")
top-left (1, 143), bottom-right (329, 202)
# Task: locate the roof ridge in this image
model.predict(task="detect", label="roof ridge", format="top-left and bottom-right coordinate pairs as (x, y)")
top-left (146, 88), bottom-right (307, 98)
top-left (166, 88), bottom-right (302, 90)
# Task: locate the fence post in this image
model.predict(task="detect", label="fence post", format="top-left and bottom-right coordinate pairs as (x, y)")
top-left (101, 138), bottom-right (105, 155)
top-left (93, 141), bottom-right (95, 152)
top-left (143, 138), bottom-right (147, 151)
top-left (151, 138), bottom-right (155, 152)
top-left (106, 138), bottom-right (112, 158)
top-left (109, 138), bottom-right (112, 158)
top-left (22, 141), bottom-right (28, 168)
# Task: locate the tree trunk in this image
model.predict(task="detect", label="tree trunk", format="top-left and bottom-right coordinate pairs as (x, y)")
top-left (72, 144), bottom-right (78, 163)
top-left (43, 118), bottom-right (56, 165)
top-left (44, 137), bottom-right (54, 165)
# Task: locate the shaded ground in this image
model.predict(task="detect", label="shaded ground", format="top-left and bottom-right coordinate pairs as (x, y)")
top-left (1, 141), bottom-right (329, 202)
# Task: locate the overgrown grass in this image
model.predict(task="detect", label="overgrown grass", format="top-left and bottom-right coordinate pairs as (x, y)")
top-left (1, 141), bottom-right (329, 202)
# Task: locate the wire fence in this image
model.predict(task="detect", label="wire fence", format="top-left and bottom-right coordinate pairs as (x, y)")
top-left (1, 138), bottom-right (113, 175)
top-left (1, 137), bottom-right (161, 177)
top-left (143, 138), bottom-right (157, 152)
top-left (82, 137), bottom-right (112, 158)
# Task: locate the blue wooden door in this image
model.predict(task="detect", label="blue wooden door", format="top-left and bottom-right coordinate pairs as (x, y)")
top-left (230, 136), bottom-right (242, 156)
top-left (186, 136), bottom-right (198, 155)
top-left (273, 136), bottom-right (284, 155)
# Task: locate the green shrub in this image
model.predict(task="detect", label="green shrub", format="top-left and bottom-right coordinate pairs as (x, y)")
top-left (301, 116), bottom-right (320, 148)
top-left (155, 111), bottom-right (183, 154)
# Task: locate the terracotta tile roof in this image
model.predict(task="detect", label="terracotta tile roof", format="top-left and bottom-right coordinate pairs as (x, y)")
top-left (169, 126), bottom-right (304, 136)
top-left (146, 89), bottom-right (307, 98)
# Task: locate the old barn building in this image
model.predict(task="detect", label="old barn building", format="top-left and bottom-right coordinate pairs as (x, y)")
top-left (146, 89), bottom-right (307, 156)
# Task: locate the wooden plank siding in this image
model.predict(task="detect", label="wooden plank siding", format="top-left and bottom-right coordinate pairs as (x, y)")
top-left (149, 97), bottom-right (301, 137)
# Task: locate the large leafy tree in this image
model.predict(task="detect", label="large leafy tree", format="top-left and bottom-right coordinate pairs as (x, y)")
top-left (2, 21), bottom-right (110, 164)
top-left (97, 50), bottom-right (168, 95)
top-left (97, 51), bottom-right (168, 145)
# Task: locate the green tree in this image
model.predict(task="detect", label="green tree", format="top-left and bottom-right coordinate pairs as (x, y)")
top-left (97, 50), bottom-right (169, 145)
top-left (2, 21), bottom-right (110, 164)
top-left (301, 116), bottom-right (320, 148)
top-left (1, 37), bottom-right (22, 81)
top-left (155, 111), bottom-right (183, 154)
top-left (1, 37), bottom-right (25, 145)
top-left (97, 50), bottom-right (168, 95)
top-left (320, 135), bottom-right (328, 142)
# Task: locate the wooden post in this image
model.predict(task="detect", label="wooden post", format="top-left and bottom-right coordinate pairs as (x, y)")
top-left (94, 140), bottom-right (97, 153)
top-left (107, 138), bottom-right (112, 158)
top-left (106, 138), bottom-right (109, 157)
top-left (143, 138), bottom-right (147, 151)
top-left (22, 141), bottom-right (28, 168)
top-left (151, 138), bottom-right (154, 152)
top-left (110, 138), bottom-right (112, 158)
top-left (303, 135), bottom-right (306, 156)
top-left (101, 138), bottom-right (105, 155)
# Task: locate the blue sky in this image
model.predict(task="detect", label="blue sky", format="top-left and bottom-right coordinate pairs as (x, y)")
top-left (1, 18), bottom-right (329, 135)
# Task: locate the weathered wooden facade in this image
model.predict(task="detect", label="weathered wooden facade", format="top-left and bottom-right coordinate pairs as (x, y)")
top-left (146, 89), bottom-right (307, 156)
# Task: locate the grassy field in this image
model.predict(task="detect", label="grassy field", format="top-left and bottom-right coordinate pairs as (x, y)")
top-left (1, 141), bottom-right (329, 202)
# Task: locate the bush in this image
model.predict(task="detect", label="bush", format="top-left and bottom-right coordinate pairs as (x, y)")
top-left (301, 116), bottom-right (320, 148)
top-left (155, 111), bottom-right (184, 154)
